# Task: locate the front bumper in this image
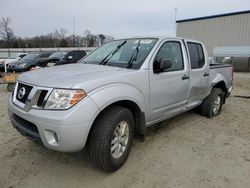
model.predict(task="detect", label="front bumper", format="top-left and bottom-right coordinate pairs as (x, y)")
top-left (8, 95), bottom-right (100, 152)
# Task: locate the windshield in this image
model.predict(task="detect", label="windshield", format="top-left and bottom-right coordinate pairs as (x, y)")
top-left (49, 51), bottom-right (67, 59)
top-left (22, 53), bottom-right (41, 61)
top-left (79, 38), bottom-right (158, 69)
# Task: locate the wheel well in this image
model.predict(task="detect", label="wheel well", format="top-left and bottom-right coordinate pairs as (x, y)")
top-left (91, 100), bottom-right (145, 137)
top-left (213, 81), bottom-right (227, 103)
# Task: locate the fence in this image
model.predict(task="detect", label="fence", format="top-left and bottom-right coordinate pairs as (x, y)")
top-left (0, 47), bottom-right (96, 58)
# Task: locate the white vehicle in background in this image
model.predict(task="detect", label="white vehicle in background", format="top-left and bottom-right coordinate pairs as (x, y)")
top-left (208, 57), bottom-right (215, 64)
top-left (0, 53), bottom-right (28, 72)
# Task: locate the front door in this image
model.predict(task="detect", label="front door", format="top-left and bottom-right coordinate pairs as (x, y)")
top-left (149, 40), bottom-right (190, 122)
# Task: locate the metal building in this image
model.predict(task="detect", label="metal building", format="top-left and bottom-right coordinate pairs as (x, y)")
top-left (176, 10), bottom-right (250, 56)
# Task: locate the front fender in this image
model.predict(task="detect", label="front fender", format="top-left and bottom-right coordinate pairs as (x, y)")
top-left (88, 83), bottom-right (147, 115)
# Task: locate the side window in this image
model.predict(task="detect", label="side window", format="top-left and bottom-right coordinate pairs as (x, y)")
top-left (154, 41), bottom-right (184, 72)
top-left (187, 42), bottom-right (205, 69)
top-left (40, 53), bottom-right (50, 58)
top-left (67, 52), bottom-right (76, 61)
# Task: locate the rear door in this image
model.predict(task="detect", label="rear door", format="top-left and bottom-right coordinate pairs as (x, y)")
top-left (149, 39), bottom-right (190, 121)
top-left (185, 41), bottom-right (210, 103)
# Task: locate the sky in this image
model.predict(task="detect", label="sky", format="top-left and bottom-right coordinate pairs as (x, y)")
top-left (0, 0), bottom-right (250, 39)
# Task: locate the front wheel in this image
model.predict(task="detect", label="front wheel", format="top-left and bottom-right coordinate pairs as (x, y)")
top-left (88, 106), bottom-right (134, 172)
top-left (200, 88), bottom-right (225, 118)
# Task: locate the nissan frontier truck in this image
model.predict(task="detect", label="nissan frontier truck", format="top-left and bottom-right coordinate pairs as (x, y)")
top-left (8, 37), bottom-right (233, 172)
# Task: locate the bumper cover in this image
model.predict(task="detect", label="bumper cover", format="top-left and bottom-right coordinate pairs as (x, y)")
top-left (8, 95), bottom-right (100, 152)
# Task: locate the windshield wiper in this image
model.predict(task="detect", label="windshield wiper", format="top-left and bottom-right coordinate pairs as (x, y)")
top-left (99, 40), bottom-right (127, 65)
top-left (127, 40), bottom-right (140, 69)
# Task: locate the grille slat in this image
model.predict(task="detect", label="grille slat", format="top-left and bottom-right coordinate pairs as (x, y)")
top-left (37, 90), bottom-right (48, 107)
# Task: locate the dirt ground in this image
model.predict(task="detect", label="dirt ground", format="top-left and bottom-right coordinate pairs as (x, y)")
top-left (0, 73), bottom-right (250, 188)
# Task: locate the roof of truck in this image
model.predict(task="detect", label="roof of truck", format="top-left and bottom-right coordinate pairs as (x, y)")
top-left (116, 36), bottom-right (203, 44)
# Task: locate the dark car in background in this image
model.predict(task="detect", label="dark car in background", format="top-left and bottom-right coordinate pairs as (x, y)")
top-left (36, 50), bottom-right (87, 67)
top-left (8, 52), bottom-right (53, 72)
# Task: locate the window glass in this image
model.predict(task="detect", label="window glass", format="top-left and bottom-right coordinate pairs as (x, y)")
top-left (187, 42), bottom-right (205, 69)
top-left (80, 39), bottom-right (158, 69)
top-left (197, 44), bottom-right (205, 67)
top-left (154, 41), bottom-right (184, 72)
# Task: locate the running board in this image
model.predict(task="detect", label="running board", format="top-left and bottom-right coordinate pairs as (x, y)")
top-left (185, 101), bottom-right (201, 109)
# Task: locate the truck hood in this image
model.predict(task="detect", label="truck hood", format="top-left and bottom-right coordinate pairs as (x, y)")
top-left (18, 64), bottom-right (134, 90)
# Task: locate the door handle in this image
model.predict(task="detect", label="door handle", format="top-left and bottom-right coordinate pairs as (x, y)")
top-left (182, 75), bottom-right (189, 80)
top-left (203, 72), bottom-right (209, 77)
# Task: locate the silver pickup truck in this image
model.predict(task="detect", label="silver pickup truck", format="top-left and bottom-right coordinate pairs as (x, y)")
top-left (8, 37), bottom-right (233, 172)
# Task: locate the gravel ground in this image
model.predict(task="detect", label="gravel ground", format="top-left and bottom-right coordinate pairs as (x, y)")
top-left (0, 73), bottom-right (250, 188)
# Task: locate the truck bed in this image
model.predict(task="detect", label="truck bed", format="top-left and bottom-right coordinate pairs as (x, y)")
top-left (209, 63), bottom-right (232, 69)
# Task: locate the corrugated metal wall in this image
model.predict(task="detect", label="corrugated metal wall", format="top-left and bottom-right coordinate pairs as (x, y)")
top-left (176, 13), bottom-right (250, 56)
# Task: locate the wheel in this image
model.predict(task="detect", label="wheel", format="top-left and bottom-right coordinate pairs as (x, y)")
top-left (88, 106), bottom-right (134, 172)
top-left (200, 88), bottom-right (225, 118)
top-left (7, 83), bottom-right (15, 92)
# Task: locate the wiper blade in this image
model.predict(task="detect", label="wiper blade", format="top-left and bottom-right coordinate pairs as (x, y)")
top-left (99, 40), bottom-right (127, 65)
top-left (127, 40), bottom-right (140, 69)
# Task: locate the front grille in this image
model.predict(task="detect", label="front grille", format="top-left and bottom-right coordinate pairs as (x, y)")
top-left (16, 83), bottom-right (33, 104)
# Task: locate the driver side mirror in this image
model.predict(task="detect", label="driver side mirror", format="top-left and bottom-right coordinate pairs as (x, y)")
top-left (153, 58), bottom-right (172, 73)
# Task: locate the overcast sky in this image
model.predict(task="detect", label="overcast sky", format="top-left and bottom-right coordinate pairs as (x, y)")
top-left (1, 0), bottom-right (250, 39)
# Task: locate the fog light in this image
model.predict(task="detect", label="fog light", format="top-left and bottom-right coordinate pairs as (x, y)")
top-left (54, 132), bottom-right (59, 142)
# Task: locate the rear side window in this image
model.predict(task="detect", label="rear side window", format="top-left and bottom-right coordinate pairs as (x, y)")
top-left (187, 42), bottom-right (205, 69)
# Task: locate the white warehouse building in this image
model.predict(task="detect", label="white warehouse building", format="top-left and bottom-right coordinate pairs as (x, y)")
top-left (176, 10), bottom-right (250, 56)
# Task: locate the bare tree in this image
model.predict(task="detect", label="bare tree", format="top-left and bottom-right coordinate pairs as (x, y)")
top-left (0, 17), bottom-right (14, 56)
top-left (84, 29), bottom-right (91, 37)
top-left (53, 28), bottom-right (68, 39)
top-left (59, 28), bottom-right (67, 39)
top-left (98, 34), bottom-right (106, 45)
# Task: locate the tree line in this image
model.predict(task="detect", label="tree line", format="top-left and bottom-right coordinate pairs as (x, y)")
top-left (0, 17), bottom-right (114, 49)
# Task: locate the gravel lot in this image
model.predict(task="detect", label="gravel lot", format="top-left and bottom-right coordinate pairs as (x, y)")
top-left (0, 73), bottom-right (250, 188)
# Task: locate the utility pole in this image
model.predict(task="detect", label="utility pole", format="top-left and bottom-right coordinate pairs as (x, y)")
top-left (73, 17), bottom-right (75, 35)
top-left (174, 8), bottom-right (177, 36)
top-left (73, 17), bottom-right (75, 49)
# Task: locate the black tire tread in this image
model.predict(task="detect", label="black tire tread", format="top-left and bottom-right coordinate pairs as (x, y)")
top-left (88, 106), bottom-right (134, 172)
top-left (200, 88), bottom-right (224, 118)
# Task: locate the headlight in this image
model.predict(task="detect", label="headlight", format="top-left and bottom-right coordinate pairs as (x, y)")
top-left (44, 89), bottom-right (86, 110)
top-left (18, 63), bottom-right (27, 68)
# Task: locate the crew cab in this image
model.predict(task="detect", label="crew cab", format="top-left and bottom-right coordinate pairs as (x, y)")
top-left (8, 37), bottom-right (233, 172)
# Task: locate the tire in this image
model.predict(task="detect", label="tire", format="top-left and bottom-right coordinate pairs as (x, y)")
top-left (88, 106), bottom-right (134, 172)
top-left (200, 88), bottom-right (225, 118)
top-left (7, 83), bottom-right (15, 92)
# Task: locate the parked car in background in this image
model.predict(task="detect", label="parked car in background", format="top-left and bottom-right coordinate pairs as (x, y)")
top-left (0, 53), bottom-right (28, 72)
top-left (8, 37), bottom-right (233, 172)
top-left (36, 50), bottom-right (87, 67)
top-left (7, 52), bottom-right (53, 72)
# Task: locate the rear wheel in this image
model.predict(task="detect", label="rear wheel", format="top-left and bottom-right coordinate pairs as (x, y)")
top-left (88, 106), bottom-right (134, 172)
top-left (200, 88), bottom-right (225, 117)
